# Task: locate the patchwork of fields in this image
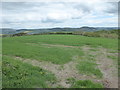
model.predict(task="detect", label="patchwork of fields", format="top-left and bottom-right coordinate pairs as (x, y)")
top-left (2, 35), bottom-right (118, 88)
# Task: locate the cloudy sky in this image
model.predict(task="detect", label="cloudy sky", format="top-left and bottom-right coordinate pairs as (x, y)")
top-left (1, 0), bottom-right (118, 29)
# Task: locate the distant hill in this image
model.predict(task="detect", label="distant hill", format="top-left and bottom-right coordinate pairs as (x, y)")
top-left (1, 26), bottom-right (118, 35)
top-left (78, 26), bottom-right (97, 32)
top-left (0, 28), bottom-right (16, 34)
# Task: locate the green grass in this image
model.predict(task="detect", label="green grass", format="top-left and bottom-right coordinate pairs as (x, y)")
top-left (107, 55), bottom-right (117, 60)
top-left (2, 56), bottom-right (56, 88)
top-left (0, 56), bottom-right (1, 89)
top-left (2, 35), bottom-right (118, 88)
top-left (118, 57), bottom-right (120, 77)
top-left (3, 35), bottom-right (85, 64)
top-left (3, 35), bottom-right (118, 49)
top-left (71, 80), bottom-right (103, 88)
top-left (67, 78), bottom-right (103, 88)
top-left (3, 41), bottom-right (83, 64)
top-left (3, 35), bottom-right (118, 64)
top-left (76, 60), bottom-right (103, 78)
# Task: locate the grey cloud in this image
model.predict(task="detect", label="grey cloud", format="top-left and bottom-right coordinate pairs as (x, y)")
top-left (118, 1), bottom-right (120, 14)
top-left (74, 2), bottom-right (118, 15)
top-left (74, 4), bottom-right (91, 13)
top-left (2, 2), bottom-right (26, 10)
top-left (41, 18), bottom-right (63, 23)
top-left (71, 16), bottom-right (82, 19)
top-left (105, 2), bottom-right (118, 14)
top-left (2, 2), bottom-right (46, 12)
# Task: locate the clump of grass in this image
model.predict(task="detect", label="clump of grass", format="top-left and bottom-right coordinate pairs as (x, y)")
top-left (89, 48), bottom-right (97, 51)
top-left (2, 56), bottom-right (56, 88)
top-left (76, 60), bottom-right (103, 78)
top-left (109, 50), bottom-right (118, 53)
top-left (107, 55), bottom-right (117, 60)
top-left (71, 80), bottom-right (103, 88)
top-left (58, 65), bottom-right (64, 70)
top-left (107, 55), bottom-right (118, 67)
top-left (66, 78), bottom-right (103, 88)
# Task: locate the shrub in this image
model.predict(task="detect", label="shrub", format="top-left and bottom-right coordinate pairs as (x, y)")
top-left (12, 33), bottom-right (28, 36)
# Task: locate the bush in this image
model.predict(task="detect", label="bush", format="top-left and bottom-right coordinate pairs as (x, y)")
top-left (83, 32), bottom-right (100, 37)
top-left (12, 33), bottom-right (28, 36)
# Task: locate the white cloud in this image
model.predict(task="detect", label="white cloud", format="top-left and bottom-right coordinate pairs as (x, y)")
top-left (1, 1), bottom-right (118, 28)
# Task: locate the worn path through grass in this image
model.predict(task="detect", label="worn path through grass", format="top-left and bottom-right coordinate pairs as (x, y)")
top-left (4, 44), bottom-right (118, 88)
top-left (82, 46), bottom-right (118, 88)
top-left (9, 55), bottom-right (101, 88)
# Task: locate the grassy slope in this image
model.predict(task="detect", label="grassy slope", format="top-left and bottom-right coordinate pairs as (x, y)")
top-left (0, 37), bottom-right (1, 89)
top-left (2, 35), bottom-right (118, 88)
top-left (2, 56), bottom-right (56, 88)
top-left (3, 35), bottom-right (118, 64)
top-left (4, 35), bottom-right (118, 49)
top-left (3, 35), bottom-right (85, 64)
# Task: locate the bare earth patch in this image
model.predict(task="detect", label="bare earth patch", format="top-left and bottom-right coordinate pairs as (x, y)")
top-left (41, 43), bottom-right (78, 48)
top-left (82, 46), bottom-right (118, 88)
top-left (96, 48), bottom-right (118, 88)
top-left (14, 55), bottom-right (101, 88)
top-left (26, 43), bottom-right (79, 49)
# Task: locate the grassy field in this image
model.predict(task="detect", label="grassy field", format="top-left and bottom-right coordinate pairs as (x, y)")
top-left (2, 56), bottom-right (56, 88)
top-left (2, 35), bottom-right (118, 88)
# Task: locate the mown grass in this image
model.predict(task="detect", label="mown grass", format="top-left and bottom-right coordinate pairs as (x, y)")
top-left (66, 78), bottom-right (103, 88)
top-left (2, 56), bottom-right (56, 88)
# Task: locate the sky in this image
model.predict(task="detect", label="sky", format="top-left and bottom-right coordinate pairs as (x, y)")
top-left (0, 0), bottom-right (119, 29)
